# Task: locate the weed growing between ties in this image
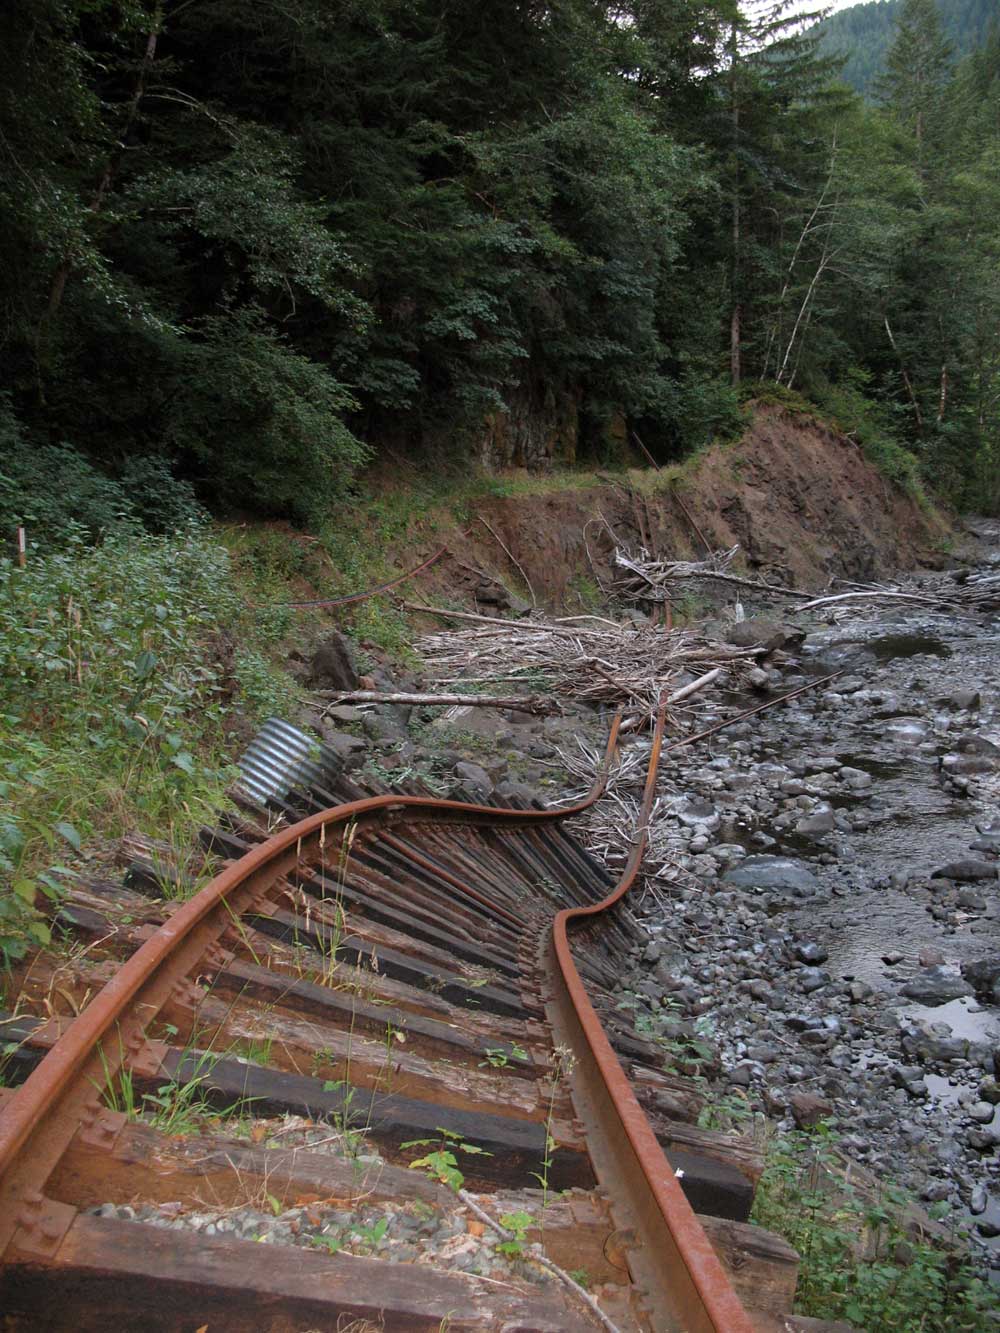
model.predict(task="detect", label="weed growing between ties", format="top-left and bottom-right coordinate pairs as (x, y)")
top-left (404, 1127), bottom-right (494, 1193)
top-left (752, 1124), bottom-right (997, 1332)
top-left (0, 525), bottom-right (302, 968)
top-left (100, 1043), bottom-right (257, 1136)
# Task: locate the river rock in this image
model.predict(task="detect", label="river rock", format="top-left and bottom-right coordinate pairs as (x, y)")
top-left (941, 753), bottom-right (998, 777)
top-left (453, 761), bottom-right (492, 800)
top-left (795, 805), bottom-right (835, 836)
top-left (946, 689), bottom-right (981, 711)
top-left (899, 967), bottom-right (974, 1005)
top-left (957, 734), bottom-right (1000, 756)
top-left (967, 1124), bottom-right (1000, 1151)
top-left (931, 859), bottom-right (997, 882)
top-left (675, 796), bottom-right (720, 831)
top-left (307, 631), bottom-right (358, 691)
top-left (725, 618), bottom-right (804, 652)
top-left (967, 1102), bottom-right (996, 1124)
top-left (795, 941), bottom-right (829, 965)
top-left (319, 729), bottom-right (368, 769)
top-left (723, 856), bottom-right (818, 895)
top-left (960, 957), bottom-right (1000, 997)
top-left (957, 887), bottom-right (988, 911)
top-left (790, 1091), bottom-right (833, 1128)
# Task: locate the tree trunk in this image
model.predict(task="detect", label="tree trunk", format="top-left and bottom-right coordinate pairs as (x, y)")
top-left (729, 20), bottom-right (742, 387)
top-left (38, 8), bottom-right (163, 358)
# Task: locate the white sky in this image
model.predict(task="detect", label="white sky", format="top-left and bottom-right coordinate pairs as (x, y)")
top-left (791, 0), bottom-right (868, 13)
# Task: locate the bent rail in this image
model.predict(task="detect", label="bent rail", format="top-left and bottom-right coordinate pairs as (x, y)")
top-left (0, 719), bottom-right (617, 1249)
top-left (546, 703), bottom-right (754, 1332)
top-left (0, 709), bottom-right (753, 1331)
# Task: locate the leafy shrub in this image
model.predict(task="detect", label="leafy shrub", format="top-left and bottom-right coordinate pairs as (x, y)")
top-left (0, 526), bottom-right (295, 967)
top-left (815, 371), bottom-right (925, 496)
top-left (164, 310), bottom-right (371, 524)
top-left (0, 395), bottom-right (206, 545)
top-left (753, 1128), bottom-right (995, 1332)
top-left (0, 438), bottom-right (133, 545)
top-left (117, 456), bottom-right (206, 534)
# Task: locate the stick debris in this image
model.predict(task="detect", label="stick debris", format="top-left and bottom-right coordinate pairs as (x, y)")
top-left (416, 618), bottom-right (757, 728)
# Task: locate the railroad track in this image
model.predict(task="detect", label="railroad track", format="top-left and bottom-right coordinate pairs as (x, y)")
top-left (0, 708), bottom-right (807, 1332)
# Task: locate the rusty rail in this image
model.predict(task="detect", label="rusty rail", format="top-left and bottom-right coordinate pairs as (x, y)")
top-left (546, 703), bottom-right (753, 1332)
top-left (0, 710), bottom-right (755, 1330)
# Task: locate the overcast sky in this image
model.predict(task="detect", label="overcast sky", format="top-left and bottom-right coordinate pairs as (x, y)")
top-left (792, 0), bottom-right (866, 14)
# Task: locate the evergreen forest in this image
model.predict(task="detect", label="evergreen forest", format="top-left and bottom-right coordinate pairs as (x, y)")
top-left (817, 0), bottom-right (996, 96)
top-left (2, 0), bottom-right (999, 528)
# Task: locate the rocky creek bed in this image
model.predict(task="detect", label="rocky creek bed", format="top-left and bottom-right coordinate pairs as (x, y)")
top-left (277, 517), bottom-right (1000, 1286)
top-left (606, 522), bottom-right (1000, 1274)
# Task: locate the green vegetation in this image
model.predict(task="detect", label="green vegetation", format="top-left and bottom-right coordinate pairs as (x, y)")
top-left (816, 0), bottom-right (996, 97)
top-left (102, 1046), bottom-right (256, 1136)
top-left (0, 521), bottom-right (302, 968)
top-left (2, 0), bottom-right (996, 518)
top-left (404, 1128), bottom-right (494, 1193)
top-left (753, 1125), bottom-right (997, 1331)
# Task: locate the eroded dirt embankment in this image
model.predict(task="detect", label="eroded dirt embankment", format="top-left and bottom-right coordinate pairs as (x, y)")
top-left (413, 406), bottom-right (950, 613)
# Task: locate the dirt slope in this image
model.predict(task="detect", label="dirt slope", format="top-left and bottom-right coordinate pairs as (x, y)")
top-left (413, 406), bottom-right (950, 613)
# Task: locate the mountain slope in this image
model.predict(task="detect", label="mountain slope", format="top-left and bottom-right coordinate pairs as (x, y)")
top-left (816, 0), bottom-right (996, 94)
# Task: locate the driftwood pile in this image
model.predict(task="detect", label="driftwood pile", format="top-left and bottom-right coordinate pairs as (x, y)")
top-left (608, 538), bottom-right (1000, 617)
top-left (611, 544), bottom-right (742, 605)
top-left (415, 613), bottom-right (757, 728)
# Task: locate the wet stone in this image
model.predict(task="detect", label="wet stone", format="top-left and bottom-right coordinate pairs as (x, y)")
top-left (723, 855), bottom-right (819, 895)
top-left (967, 1102), bottom-right (996, 1124)
top-left (899, 968), bottom-right (974, 1006)
top-left (790, 1092), bottom-right (833, 1128)
top-left (794, 941), bottom-right (829, 965)
top-left (931, 860), bottom-right (998, 882)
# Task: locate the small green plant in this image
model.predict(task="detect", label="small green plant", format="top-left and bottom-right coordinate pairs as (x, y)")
top-left (309, 1233), bottom-right (342, 1254)
top-left (697, 1091), bottom-right (753, 1133)
top-left (403, 1128), bottom-right (493, 1192)
top-left (351, 1215), bottom-right (389, 1250)
top-left (531, 1044), bottom-right (575, 1209)
top-left (479, 1044), bottom-right (527, 1069)
top-left (496, 1210), bottom-right (533, 1259)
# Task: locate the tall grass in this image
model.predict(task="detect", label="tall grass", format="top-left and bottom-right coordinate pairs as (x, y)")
top-left (0, 525), bottom-right (297, 967)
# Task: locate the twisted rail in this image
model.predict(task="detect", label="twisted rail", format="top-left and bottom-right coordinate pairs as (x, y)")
top-left (0, 710), bottom-right (752, 1330)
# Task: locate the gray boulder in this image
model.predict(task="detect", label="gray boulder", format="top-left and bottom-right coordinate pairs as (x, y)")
top-left (723, 855), bottom-right (819, 895)
top-left (930, 859), bottom-right (997, 882)
top-left (725, 618), bottom-right (805, 652)
top-left (307, 631), bottom-right (358, 692)
top-left (900, 967), bottom-right (974, 1006)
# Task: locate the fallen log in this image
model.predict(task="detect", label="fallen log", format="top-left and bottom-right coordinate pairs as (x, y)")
top-left (317, 689), bottom-right (560, 715)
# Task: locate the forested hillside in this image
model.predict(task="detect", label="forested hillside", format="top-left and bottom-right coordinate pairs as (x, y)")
top-left (2, 0), bottom-right (999, 527)
top-left (817, 0), bottom-right (996, 95)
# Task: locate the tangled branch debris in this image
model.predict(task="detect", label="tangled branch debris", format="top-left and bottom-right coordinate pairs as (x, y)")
top-left (416, 615), bottom-right (757, 727)
top-left (609, 542), bottom-right (811, 605)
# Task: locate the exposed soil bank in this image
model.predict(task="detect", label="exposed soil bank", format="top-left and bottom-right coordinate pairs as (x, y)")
top-left (412, 406), bottom-right (950, 614)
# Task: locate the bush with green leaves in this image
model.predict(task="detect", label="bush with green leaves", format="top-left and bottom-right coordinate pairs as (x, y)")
top-left (0, 397), bottom-right (204, 546)
top-left (752, 1126), bottom-right (996, 1331)
top-left (815, 371), bottom-right (926, 497)
top-left (0, 525), bottom-right (296, 968)
top-left (163, 310), bottom-right (370, 525)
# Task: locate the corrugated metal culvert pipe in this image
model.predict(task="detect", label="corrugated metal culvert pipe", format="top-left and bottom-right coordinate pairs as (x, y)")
top-left (236, 717), bottom-right (344, 805)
